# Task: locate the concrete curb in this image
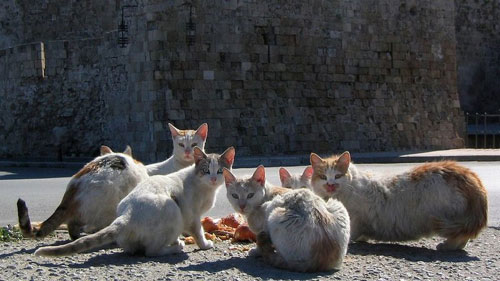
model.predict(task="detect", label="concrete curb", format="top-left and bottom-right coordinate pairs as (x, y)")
top-left (1, 150), bottom-right (500, 169)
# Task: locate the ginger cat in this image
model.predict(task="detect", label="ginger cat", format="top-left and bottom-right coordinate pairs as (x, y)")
top-left (18, 145), bottom-right (148, 240)
top-left (310, 151), bottom-right (488, 251)
top-left (146, 123), bottom-right (208, 176)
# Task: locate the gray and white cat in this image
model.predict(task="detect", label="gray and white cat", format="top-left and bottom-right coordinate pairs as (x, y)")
top-left (146, 123), bottom-right (208, 176)
top-left (224, 166), bottom-right (350, 272)
top-left (310, 151), bottom-right (488, 251)
top-left (35, 146), bottom-right (235, 257)
top-left (279, 166), bottom-right (313, 189)
top-left (18, 145), bottom-right (148, 240)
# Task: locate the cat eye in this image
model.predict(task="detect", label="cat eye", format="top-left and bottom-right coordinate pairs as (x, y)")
top-left (203, 167), bottom-right (210, 174)
top-left (232, 193), bottom-right (239, 199)
top-left (191, 143), bottom-right (198, 147)
top-left (178, 143), bottom-right (185, 148)
top-left (247, 193), bottom-right (255, 199)
top-left (335, 174), bottom-right (343, 179)
top-left (319, 175), bottom-right (327, 180)
top-left (217, 168), bottom-right (223, 174)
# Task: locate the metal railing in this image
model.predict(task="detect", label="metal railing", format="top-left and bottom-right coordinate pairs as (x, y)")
top-left (465, 112), bottom-right (500, 148)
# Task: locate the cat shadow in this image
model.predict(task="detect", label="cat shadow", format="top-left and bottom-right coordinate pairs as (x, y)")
top-left (28, 239), bottom-right (189, 268)
top-left (63, 251), bottom-right (190, 268)
top-left (178, 256), bottom-right (337, 280)
top-left (0, 237), bottom-right (72, 259)
top-left (0, 239), bottom-right (93, 260)
top-left (0, 245), bottom-right (36, 259)
top-left (348, 241), bottom-right (479, 262)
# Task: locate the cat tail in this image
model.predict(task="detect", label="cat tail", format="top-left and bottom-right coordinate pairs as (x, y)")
top-left (433, 193), bottom-right (488, 239)
top-left (34, 218), bottom-right (123, 257)
top-left (434, 172), bottom-right (488, 239)
top-left (17, 184), bottom-right (80, 239)
top-left (17, 198), bottom-right (35, 238)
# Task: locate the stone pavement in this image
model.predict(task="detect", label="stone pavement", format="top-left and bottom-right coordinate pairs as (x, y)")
top-left (0, 149), bottom-right (499, 169)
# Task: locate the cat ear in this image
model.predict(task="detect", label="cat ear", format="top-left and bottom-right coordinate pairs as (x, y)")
top-left (222, 168), bottom-right (236, 187)
top-left (310, 153), bottom-right (323, 169)
top-left (168, 123), bottom-right (180, 138)
top-left (123, 145), bottom-right (132, 156)
top-left (301, 166), bottom-right (313, 180)
top-left (279, 167), bottom-right (291, 184)
top-left (100, 145), bottom-right (113, 155)
top-left (195, 123), bottom-right (208, 141)
top-left (221, 146), bottom-right (235, 168)
top-left (251, 165), bottom-right (266, 187)
top-left (337, 151), bottom-right (351, 174)
top-left (193, 146), bottom-right (207, 165)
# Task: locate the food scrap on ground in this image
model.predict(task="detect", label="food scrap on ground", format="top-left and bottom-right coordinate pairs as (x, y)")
top-left (184, 213), bottom-right (256, 245)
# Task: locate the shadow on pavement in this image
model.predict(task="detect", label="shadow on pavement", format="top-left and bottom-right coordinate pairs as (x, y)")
top-left (178, 256), bottom-right (337, 280)
top-left (0, 245), bottom-right (36, 259)
top-left (349, 241), bottom-right (479, 262)
top-left (62, 251), bottom-right (190, 268)
top-left (0, 167), bottom-right (77, 180)
top-left (30, 240), bottom-right (190, 268)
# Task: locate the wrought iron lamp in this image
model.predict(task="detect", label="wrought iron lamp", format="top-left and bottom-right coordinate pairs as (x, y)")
top-left (118, 4), bottom-right (138, 48)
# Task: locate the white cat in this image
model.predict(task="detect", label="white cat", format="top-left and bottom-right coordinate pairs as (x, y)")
top-left (224, 166), bottom-right (350, 272)
top-left (279, 166), bottom-right (313, 189)
top-left (35, 146), bottom-right (235, 257)
top-left (310, 151), bottom-right (488, 251)
top-left (18, 145), bottom-right (148, 240)
top-left (146, 123), bottom-right (208, 176)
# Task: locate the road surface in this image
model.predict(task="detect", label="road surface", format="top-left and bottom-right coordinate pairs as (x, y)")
top-left (0, 162), bottom-right (498, 227)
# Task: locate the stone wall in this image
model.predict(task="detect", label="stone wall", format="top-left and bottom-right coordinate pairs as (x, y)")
top-left (0, 0), bottom-right (119, 49)
top-left (137, 0), bottom-right (464, 160)
top-left (455, 0), bottom-right (500, 113)
top-left (0, 36), bottom-right (132, 159)
top-left (0, 0), bottom-right (466, 162)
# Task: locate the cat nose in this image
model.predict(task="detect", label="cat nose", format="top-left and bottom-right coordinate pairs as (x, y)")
top-left (184, 150), bottom-right (190, 155)
top-left (210, 177), bottom-right (217, 183)
top-left (239, 204), bottom-right (246, 211)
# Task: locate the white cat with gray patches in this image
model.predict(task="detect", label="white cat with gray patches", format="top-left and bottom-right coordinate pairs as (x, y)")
top-left (146, 123), bottom-right (208, 176)
top-left (35, 147), bottom-right (235, 256)
top-left (279, 166), bottom-right (313, 189)
top-left (310, 151), bottom-right (488, 251)
top-left (17, 145), bottom-right (148, 240)
top-left (35, 146), bottom-right (235, 257)
top-left (224, 166), bottom-right (350, 272)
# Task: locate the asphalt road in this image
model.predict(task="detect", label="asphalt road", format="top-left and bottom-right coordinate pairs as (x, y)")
top-left (0, 162), bottom-right (499, 227)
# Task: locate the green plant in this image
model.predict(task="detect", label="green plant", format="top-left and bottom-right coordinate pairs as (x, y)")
top-left (0, 225), bottom-right (24, 242)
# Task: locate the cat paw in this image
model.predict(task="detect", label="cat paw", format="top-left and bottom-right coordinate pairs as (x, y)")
top-left (175, 239), bottom-right (185, 249)
top-left (248, 247), bottom-right (262, 258)
top-left (436, 242), bottom-right (452, 251)
top-left (436, 242), bottom-right (466, 251)
top-left (198, 240), bottom-right (214, 250)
